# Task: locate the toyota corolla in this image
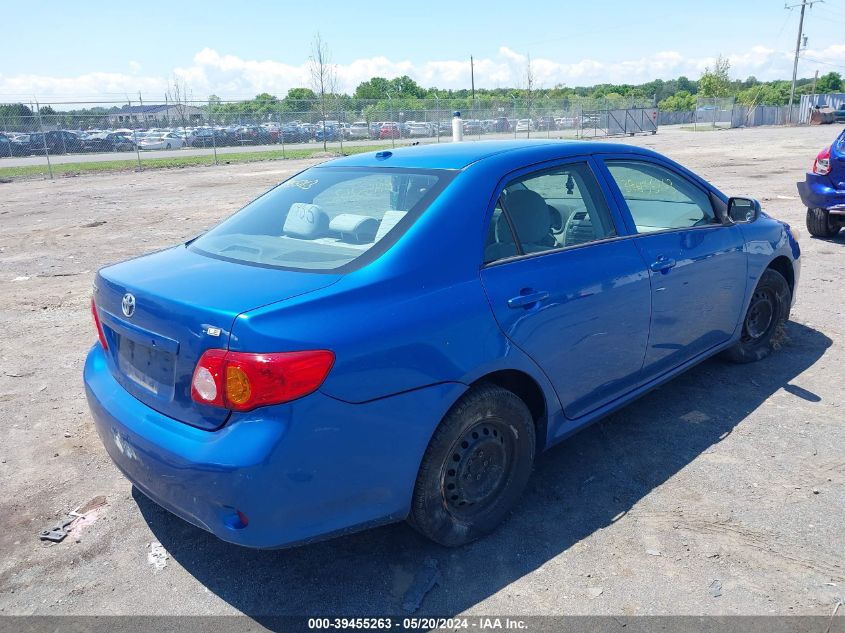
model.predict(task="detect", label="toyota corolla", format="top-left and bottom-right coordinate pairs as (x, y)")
top-left (84, 140), bottom-right (800, 548)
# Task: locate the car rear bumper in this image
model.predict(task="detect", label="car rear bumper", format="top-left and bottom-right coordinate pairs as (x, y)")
top-left (84, 343), bottom-right (464, 548)
top-left (797, 177), bottom-right (845, 212)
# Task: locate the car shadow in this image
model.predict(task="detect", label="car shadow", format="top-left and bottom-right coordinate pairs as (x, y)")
top-left (136, 321), bottom-right (831, 623)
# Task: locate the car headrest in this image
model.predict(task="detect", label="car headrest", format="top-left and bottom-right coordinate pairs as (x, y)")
top-left (283, 203), bottom-right (329, 239)
top-left (329, 214), bottom-right (379, 243)
top-left (498, 189), bottom-right (551, 244)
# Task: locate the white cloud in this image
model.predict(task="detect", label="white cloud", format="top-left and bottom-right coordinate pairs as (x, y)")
top-left (1, 43), bottom-right (843, 104)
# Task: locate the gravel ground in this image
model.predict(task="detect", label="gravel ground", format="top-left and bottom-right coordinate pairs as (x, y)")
top-left (0, 125), bottom-right (843, 618)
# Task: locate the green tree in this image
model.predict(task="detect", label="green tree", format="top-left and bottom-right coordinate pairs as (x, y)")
top-left (658, 90), bottom-right (696, 111)
top-left (698, 56), bottom-right (731, 98)
top-left (816, 72), bottom-right (843, 93)
top-left (354, 77), bottom-right (391, 100)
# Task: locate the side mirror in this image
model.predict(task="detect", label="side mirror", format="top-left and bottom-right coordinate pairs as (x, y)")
top-left (726, 197), bottom-right (761, 224)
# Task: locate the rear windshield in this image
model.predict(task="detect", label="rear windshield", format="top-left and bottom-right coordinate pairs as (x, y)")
top-left (190, 166), bottom-right (452, 271)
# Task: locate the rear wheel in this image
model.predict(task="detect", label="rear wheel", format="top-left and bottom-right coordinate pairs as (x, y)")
top-left (722, 268), bottom-right (791, 364)
top-left (408, 384), bottom-right (535, 547)
top-left (806, 207), bottom-right (841, 238)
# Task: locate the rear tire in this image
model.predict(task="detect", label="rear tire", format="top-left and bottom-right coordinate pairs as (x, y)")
top-left (408, 384), bottom-right (535, 547)
top-left (806, 207), bottom-right (841, 238)
top-left (722, 268), bottom-right (791, 364)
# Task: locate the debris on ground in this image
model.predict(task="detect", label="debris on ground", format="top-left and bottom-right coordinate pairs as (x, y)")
top-left (401, 558), bottom-right (440, 613)
top-left (709, 580), bottom-right (723, 598)
top-left (38, 495), bottom-right (107, 543)
top-left (147, 542), bottom-right (169, 573)
top-left (587, 587), bottom-right (604, 599)
top-left (646, 549), bottom-right (662, 557)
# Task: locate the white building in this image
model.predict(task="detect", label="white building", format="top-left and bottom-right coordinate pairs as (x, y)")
top-left (108, 104), bottom-right (204, 125)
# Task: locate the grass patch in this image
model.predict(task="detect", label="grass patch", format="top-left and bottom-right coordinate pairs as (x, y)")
top-left (0, 144), bottom-right (395, 181)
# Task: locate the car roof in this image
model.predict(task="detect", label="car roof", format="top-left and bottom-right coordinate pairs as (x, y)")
top-left (322, 139), bottom-right (655, 170)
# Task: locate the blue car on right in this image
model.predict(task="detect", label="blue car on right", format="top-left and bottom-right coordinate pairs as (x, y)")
top-left (798, 127), bottom-right (845, 238)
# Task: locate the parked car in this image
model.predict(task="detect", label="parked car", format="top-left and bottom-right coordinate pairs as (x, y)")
top-left (348, 122), bottom-right (370, 140)
top-left (515, 119), bottom-right (533, 132)
top-left (232, 125), bottom-right (274, 145)
top-left (797, 127), bottom-right (845, 238)
top-left (83, 132), bottom-right (136, 152)
top-left (27, 130), bottom-right (84, 154)
top-left (379, 122), bottom-right (401, 139)
top-left (279, 124), bottom-right (308, 144)
top-left (315, 125), bottom-right (342, 142)
top-left (85, 140), bottom-right (800, 550)
top-left (463, 119), bottom-right (483, 135)
top-left (489, 117), bottom-right (510, 133)
top-left (138, 132), bottom-right (186, 150)
top-left (535, 116), bottom-right (557, 131)
top-left (0, 133), bottom-right (13, 157)
top-left (406, 122), bottom-right (431, 138)
top-left (0, 132), bottom-right (30, 157)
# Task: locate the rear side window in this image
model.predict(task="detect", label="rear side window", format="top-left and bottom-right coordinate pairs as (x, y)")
top-left (485, 162), bottom-right (616, 264)
top-left (606, 160), bottom-right (717, 233)
top-left (190, 167), bottom-right (450, 271)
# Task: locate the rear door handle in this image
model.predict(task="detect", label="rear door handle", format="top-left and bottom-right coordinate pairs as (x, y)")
top-left (649, 257), bottom-right (677, 273)
top-left (507, 289), bottom-right (550, 309)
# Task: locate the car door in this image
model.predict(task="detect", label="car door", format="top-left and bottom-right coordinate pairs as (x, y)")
top-left (480, 158), bottom-right (652, 421)
top-left (600, 157), bottom-right (747, 378)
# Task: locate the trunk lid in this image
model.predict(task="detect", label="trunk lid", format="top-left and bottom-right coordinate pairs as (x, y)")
top-left (93, 245), bottom-right (340, 429)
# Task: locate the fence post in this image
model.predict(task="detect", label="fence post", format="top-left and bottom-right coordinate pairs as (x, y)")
top-left (128, 100), bottom-right (142, 170)
top-left (277, 105), bottom-right (285, 159)
top-left (209, 110), bottom-right (219, 165)
top-left (436, 97), bottom-right (440, 143)
top-left (35, 101), bottom-right (53, 180)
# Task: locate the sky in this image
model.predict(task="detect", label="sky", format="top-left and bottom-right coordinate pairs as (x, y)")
top-left (2, 0), bottom-right (845, 104)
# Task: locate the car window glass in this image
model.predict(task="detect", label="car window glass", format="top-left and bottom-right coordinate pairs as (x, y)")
top-left (606, 160), bottom-right (717, 233)
top-left (484, 162), bottom-right (616, 264)
top-left (190, 167), bottom-right (448, 271)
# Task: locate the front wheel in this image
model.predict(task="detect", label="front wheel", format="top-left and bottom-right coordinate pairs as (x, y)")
top-left (722, 268), bottom-right (791, 364)
top-left (806, 207), bottom-right (841, 238)
top-left (408, 384), bottom-right (535, 547)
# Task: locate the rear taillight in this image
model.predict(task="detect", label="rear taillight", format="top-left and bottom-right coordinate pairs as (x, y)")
top-left (91, 298), bottom-right (109, 350)
top-left (813, 146), bottom-right (832, 175)
top-left (191, 349), bottom-right (334, 411)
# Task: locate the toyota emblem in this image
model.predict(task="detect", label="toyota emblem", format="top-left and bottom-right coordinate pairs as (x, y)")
top-left (121, 293), bottom-right (136, 317)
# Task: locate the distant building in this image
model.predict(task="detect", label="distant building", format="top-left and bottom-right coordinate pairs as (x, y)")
top-left (108, 104), bottom-right (204, 125)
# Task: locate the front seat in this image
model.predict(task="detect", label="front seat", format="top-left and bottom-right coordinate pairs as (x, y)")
top-left (485, 189), bottom-right (553, 262)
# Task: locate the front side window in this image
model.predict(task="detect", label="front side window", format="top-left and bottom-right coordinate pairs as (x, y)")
top-left (606, 160), bottom-right (718, 233)
top-left (190, 167), bottom-right (450, 271)
top-left (484, 162), bottom-right (616, 264)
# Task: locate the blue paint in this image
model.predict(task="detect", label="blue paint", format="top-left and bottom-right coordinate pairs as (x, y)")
top-left (84, 140), bottom-right (801, 548)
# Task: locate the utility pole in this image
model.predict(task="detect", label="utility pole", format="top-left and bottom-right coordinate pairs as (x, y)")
top-left (786, 0), bottom-right (816, 122)
top-left (470, 56), bottom-right (476, 103)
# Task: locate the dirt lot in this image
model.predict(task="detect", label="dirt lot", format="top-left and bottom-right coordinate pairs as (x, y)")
top-left (0, 125), bottom-right (843, 618)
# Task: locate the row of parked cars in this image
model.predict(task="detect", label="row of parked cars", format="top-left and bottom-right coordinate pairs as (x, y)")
top-left (0, 115), bottom-right (595, 158)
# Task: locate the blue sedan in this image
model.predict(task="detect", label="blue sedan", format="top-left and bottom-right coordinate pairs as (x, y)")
top-left (797, 127), bottom-right (845, 238)
top-left (84, 140), bottom-right (800, 548)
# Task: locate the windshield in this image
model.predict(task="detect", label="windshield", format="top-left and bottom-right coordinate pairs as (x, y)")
top-left (190, 166), bottom-right (452, 272)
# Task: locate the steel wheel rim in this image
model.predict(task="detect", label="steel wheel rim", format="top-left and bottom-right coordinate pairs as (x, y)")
top-left (442, 420), bottom-right (513, 519)
top-left (743, 288), bottom-right (775, 342)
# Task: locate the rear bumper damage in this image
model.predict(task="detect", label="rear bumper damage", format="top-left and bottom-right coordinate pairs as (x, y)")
top-left (83, 344), bottom-right (465, 548)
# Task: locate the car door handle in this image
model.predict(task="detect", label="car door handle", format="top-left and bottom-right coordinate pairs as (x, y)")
top-left (649, 257), bottom-right (677, 273)
top-left (507, 290), bottom-right (550, 309)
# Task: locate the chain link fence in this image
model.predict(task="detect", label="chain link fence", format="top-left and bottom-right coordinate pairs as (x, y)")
top-left (0, 92), bottom-right (809, 180)
top-left (0, 95), bottom-right (668, 180)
